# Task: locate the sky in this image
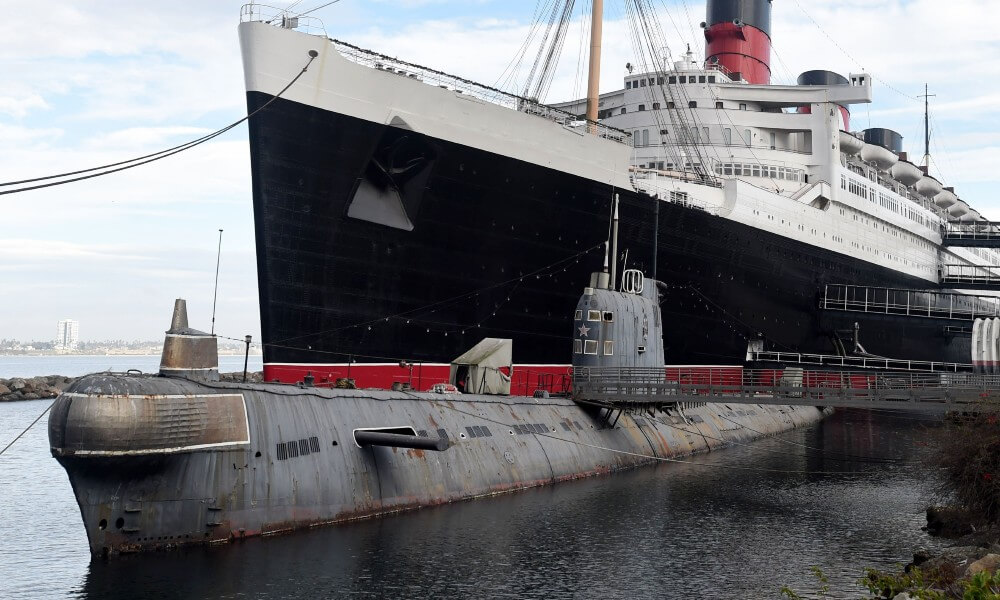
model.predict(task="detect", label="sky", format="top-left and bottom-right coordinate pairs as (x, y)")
top-left (2, 0), bottom-right (999, 342)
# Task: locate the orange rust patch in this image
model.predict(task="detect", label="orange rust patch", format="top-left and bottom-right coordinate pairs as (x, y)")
top-left (405, 448), bottom-right (426, 459)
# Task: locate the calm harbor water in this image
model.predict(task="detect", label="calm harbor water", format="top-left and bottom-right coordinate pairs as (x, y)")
top-left (0, 400), bottom-right (944, 599)
top-left (0, 354), bottom-right (263, 379)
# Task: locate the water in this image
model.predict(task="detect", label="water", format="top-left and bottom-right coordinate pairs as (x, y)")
top-left (0, 355), bottom-right (263, 379)
top-left (0, 405), bottom-right (944, 599)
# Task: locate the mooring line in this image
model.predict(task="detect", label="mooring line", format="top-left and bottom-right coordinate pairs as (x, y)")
top-left (0, 400), bottom-right (54, 457)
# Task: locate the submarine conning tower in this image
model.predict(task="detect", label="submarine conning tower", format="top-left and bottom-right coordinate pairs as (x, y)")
top-left (702, 0), bottom-right (772, 85)
top-left (572, 269), bottom-right (665, 370)
top-left (159, 298), bottom-right (219, 381)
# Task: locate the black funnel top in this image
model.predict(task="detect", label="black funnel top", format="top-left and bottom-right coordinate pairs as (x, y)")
top-left (706, 0), bottom-right (772, 36)
top-left (797, 70), bottom-right (848, 86)
top-left (862, 128), bottom-right (903, 154)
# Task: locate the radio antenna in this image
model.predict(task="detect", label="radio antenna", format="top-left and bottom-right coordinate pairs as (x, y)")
top-left (211, 228), bottom-right (223, 335)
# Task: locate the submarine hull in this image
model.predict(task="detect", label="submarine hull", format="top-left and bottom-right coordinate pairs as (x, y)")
top-left (49, 373), bottom-right (824, 556)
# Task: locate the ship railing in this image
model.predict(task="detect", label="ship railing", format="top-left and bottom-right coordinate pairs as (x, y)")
top-left (326, 38), bottom-right (633, 147)
top-left (572, 366), bottom-right (1000, 411)
top-left (821, 283), bottom-right (1000, 322)
top-left (630, 167), bottom-right (723, 193)
top-left (240, 4), bottom-right (328, 37)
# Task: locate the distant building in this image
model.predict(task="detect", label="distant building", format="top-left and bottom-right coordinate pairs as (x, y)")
top-left (55, 319), bottom-right (79, 351)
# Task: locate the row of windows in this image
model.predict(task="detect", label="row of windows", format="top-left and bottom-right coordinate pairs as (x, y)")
top-left (574, 309), bottom-right (613, 322)
top-left (624, 73), bottom-right (719, 89)
top-left (573, 339), bottom-right (615, 355)
top-left (841, 174), bottom-right (933, 229)
top-left (714, 162), bottom-right (805, 182)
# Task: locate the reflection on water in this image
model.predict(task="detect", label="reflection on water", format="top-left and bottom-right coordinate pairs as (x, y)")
top-left (0, 403), bottom-right (942, 599)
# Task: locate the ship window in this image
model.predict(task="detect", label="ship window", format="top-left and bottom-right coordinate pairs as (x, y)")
top-left (641, 79), bottom-right (647, 87)
top-left (668, 76), bottom-right (676, 84)
top-left (574, 309), bottom-right (582, 320)
top-left (643, 130), bottom-right (650, 146)
top-left (649, 78), bottom-right (655, 85)
top-left (688, 101), bottom-right (697, 108)
top-left (752, 165), bottom-right (761, 177)
top-left (588, 310), bottom-right (601, 321)
top-left (660, 129), bottom-right (669, 135)
top-left (708, 76), bottom-right (716, 83)
top-left (679, 76), bottom-right (686, 83)
top-left (744, 129), bottom-right (751, 146)
top-left (638, 345), bottom-right (646, 354)
top-left (584, 340), bottom-right (599, 355)
top-left (716, 101), bottom-right (724, 109)
top-left (699, 76), bottom-right (706, 83)
top-left (621, 108), bottom-right (626, 115)
top-left (574, 339), bottom-right (583, 354)
top-left (652, 102), bottom-right (660, 110)
top-left (603, 341), bottom-right (615, 356)
top-left (657, 77), bottom-right (664, 85)
top-left (603, 311), bottom-right (614, 322)
top-left (638, 104), bottom-right (645, 111)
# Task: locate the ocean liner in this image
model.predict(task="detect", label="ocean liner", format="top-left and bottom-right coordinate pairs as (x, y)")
top-left (239, 1), bottom-right (996, 391)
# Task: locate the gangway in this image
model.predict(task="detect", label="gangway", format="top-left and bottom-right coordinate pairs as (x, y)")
top-left (942, 221), bottom-right (1000, 248)
top-left (940, 264), bottom-right (1000, 290)
top-left (572, 367), bottom-right (1000, 413)
top-left (821, 284), bottom-right (1000, 321)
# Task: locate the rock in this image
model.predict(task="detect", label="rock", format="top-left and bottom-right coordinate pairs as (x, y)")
top-left (892, 593), bottom-right (915, 600)
top-left (20, 392), bottom-right (40, 401)
top-left (1, 393), bottom-right (20, 402)
top-left (0, 383), bottom-right (9, 395)
top-left (927, 505), bottom-right (977, 538)
top-left (8, 378), bottom-right (25, 391)
top-left (967, 553), bottom-right (1000, 576)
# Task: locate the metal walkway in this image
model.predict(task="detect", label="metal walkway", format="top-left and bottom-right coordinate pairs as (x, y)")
top-left (748, 350), bottom-right (971, 373)
top-left (821, 284), bottom-right (1000, 321)
top-left (572, 367), bottom-right (1000, 413)
top-left (940, 264), bottom-right (1000, 290)
top-left (942, 222), bottom-right (1000, 248)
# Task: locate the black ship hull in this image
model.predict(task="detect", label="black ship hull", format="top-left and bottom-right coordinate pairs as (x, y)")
top-left (246, 92), bottom-right (967, 387)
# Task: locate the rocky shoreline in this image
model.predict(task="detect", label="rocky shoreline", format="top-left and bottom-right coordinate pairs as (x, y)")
top-left (0, 372), bottom-right (265, 402)
top-left (0, 376), bottom-right (74, 402)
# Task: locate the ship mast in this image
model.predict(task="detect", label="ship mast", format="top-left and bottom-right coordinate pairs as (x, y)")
top-left (919, 83), bottom-right (935, 170)
top-left (585, 0), bottom-right (603, 129)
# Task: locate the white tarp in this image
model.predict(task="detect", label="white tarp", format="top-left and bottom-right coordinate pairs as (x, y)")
top-left (450, 338), bottom-right (512, 395)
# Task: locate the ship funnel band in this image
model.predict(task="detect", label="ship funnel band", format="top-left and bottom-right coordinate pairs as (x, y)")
top-left (159, 298), bottom-right (219, 380)
top-left (706, 0), bottom-right (772, 36)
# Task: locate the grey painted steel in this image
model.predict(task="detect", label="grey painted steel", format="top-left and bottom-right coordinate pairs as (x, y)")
top-left (354, 430), bottom-right (449, 452)
top-left (572, 274), bottom-right (665, 370)
top-left (573, 367), bottom-right (1000, 412)
top-left (749, 350), bottom-right (972, 373)
top-left (159, 298), bottom-right (219, 380)
top-left (48, 372), bottom-right (823, 556)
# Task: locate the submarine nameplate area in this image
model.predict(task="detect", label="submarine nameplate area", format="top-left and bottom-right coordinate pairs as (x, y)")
top-left (50, 393), bottom-right (250, 457)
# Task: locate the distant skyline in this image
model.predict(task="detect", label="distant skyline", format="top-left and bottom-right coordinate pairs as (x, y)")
top-left (3, 0), bottom-right (998, 341)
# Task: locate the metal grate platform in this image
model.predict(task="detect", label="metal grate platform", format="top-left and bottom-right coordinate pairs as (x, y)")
top-left (942, 222), bottom-right (1000, 248)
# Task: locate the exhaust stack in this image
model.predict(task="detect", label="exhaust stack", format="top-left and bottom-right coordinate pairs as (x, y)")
top-left (703, 0), bottom-right (772, 84)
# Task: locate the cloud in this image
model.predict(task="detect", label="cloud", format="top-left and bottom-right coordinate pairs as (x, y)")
top-left (0, 94), bottom-right (49, 118)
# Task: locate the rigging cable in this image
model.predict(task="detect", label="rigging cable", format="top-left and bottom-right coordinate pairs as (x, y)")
top-left (0, 401), bottom-right (54, 457)
top-left (0, 53), bottom-right (319, 196)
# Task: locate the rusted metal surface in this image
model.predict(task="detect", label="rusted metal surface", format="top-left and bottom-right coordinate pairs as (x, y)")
top-left (158, 298), bottom-right (219, 379)
top-left (49, 372), bottom-right (826, 557)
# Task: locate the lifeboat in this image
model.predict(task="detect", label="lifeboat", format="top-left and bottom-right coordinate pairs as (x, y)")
top-left (889, 160), bottom-right (922, 187)
top-left (839, 131), bottom-right (864, 155)
top-left (859, 142), bottom-right (898, 171)
top-left (934, 188), bottom-right (958, 209)
top-left (960, 208), bottom-right (982, 223)
top-left (916, 175), bottom-right (944, 199)
top-left (948, 199), bottom-right (969, 218)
